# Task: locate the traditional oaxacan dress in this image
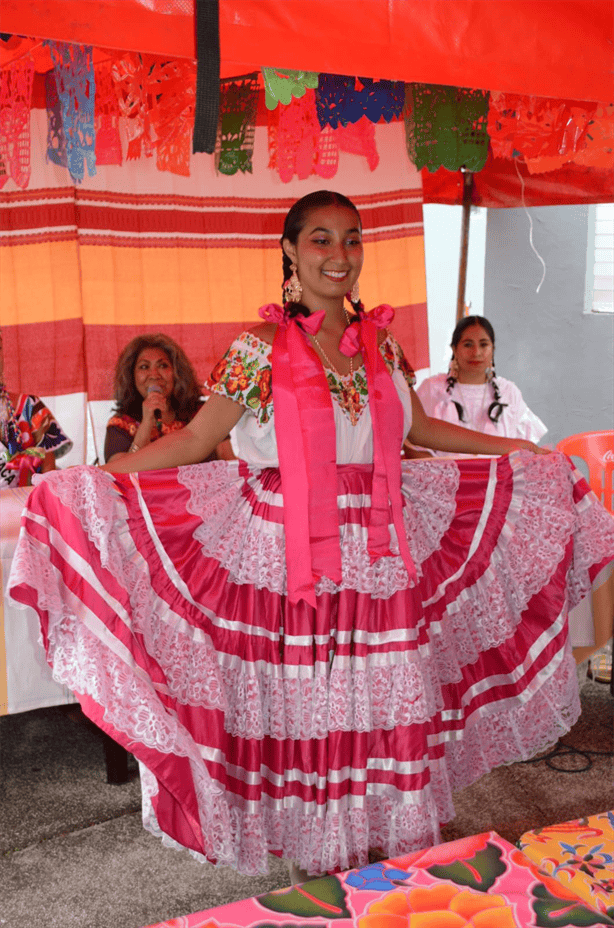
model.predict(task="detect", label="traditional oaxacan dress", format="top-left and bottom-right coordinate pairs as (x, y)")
top-left (8, 305), bottom-right (614, 876)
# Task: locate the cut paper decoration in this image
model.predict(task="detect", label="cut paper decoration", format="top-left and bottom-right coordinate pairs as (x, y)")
top-left (111, 52), bottom-right (195, 175)
top-left (0, 54), bottom-right (35, 189)
top-left (316, 74), bottom-right (405, 128)
top-left (149, 58), bottom-right (195, 177)
top-left (261, 66), bottom-right (319, 109)
top-left (215, 72), bottom-right (258, 175)
top-left (93, 59), bottom-right (122, 166)
top-left (268, 88), bottom-right (338, 182)
top-left (268, 90), bottom-right (380, 181)
top-left (337, 117), bottom-right (379, 171)
top-left (406, 83), bottom-right (490, 173)
top-left (488, 92), bottom-right (599, 174)
top-left (111, 53), bottom-right (157, 161)
top-left (45, 69), bottom-right (67, 167)
top-left (46, 41), bottom-right (96, 183)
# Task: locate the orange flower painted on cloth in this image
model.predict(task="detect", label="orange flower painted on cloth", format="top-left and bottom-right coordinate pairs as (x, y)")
top-left (359, 883), bottom-right (519, 928)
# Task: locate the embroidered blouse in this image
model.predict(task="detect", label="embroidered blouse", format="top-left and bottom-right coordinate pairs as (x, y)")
top-left (205, 330), bottom-right (416, 467)
top-left (0, 393), bottom-right (72, 488)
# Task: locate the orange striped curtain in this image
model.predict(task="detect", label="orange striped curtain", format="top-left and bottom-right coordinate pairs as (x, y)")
top-left (0, 120), bottom-right (428, 406)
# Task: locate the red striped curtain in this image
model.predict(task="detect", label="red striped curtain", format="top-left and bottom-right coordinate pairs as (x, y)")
top-left (1, 120), bottom-right (428, 416)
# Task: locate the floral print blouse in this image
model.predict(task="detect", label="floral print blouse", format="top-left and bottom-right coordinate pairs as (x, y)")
top-left (206, 330), bottom-right (416, 427)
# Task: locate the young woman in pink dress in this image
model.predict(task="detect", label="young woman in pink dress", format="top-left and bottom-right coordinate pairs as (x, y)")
top-left (9, 191), bottom-right (614, 879)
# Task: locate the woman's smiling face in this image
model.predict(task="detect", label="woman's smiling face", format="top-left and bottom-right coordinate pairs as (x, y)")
top-left (283, 204), bottom-right (363, 310)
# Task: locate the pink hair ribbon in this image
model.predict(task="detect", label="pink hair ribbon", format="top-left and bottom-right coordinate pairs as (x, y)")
top-left (339, 303), bottom-right (394, 357)
top-left (359, 315), bottom-right (417, 583)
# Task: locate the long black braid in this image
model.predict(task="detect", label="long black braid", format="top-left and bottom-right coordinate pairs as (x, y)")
top-left (445, 316), bottom-right (508, 424)
top-left (279, 190), bottom-right (363, 323)
top-left (486, 375), bottom-right (507, 424)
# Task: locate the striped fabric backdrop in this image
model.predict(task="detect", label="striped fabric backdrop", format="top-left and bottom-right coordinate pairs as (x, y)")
top-left (0, 118), bottom-right (427, 462)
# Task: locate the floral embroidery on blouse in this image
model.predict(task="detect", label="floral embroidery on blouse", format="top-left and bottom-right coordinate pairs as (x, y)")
top-left (107, 413), bottom-right (187, 443)
top-left (381, 335), bottom-right (416, 388)
top-left (205, 330), bottom-right (415, 426)
top-left (207, 333), bottom-right (274, 424)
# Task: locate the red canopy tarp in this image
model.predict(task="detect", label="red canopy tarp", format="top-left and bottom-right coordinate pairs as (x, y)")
top-left (422, 150), bottom-right (614, 208)
top-left (2, 0), bottom-right (613, 102)
top-left (2, 0), bottom-right (613, 205)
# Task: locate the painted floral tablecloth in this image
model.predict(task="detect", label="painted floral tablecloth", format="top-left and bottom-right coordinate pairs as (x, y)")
top-left (519, 811), bottom-right (614, 921)
top-left (143, 830), bottom-right (614, 928)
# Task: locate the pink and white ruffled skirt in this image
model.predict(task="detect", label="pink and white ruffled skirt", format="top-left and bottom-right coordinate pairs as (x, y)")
top-left (8, 451), bottom-right (614, 874)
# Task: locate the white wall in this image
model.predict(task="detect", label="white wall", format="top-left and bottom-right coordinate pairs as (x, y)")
top-left (421, 204), bottom-right (487, 385)
top-left (484, 205), bottom-right (613, 449)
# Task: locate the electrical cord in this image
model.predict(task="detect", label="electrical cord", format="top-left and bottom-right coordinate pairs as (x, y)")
top-left (520, 741), bottom-right (613, 774)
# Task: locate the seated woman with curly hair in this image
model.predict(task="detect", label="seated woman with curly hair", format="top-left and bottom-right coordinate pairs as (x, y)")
top-left (104, 333), bottom-right (206, 464)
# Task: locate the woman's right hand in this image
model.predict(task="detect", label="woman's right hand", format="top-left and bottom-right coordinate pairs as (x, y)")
top-left (140, 387), bottom-right (169, 427)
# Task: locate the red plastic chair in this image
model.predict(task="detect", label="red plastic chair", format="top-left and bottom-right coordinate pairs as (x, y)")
top-left (557, 431), bottom-right (614, 692)
top-left (556, 430), bottom-right (614, 513)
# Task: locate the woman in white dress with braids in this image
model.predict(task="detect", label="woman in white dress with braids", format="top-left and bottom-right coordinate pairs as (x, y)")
top-left (412, 315), bottom-right (547, 458)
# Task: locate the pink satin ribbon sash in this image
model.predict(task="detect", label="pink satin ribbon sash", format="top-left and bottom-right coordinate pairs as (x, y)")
top-left (261, 302), bottom-right (417, 607)
top-left (360, 313), bottom-right (417, 582)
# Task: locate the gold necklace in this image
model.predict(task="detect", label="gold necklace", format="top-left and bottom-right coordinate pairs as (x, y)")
top-left (311, 308), bottom-right (354, 376)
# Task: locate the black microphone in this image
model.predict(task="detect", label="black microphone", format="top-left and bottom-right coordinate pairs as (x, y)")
top-left (147, 384), bottom-right (164, 433)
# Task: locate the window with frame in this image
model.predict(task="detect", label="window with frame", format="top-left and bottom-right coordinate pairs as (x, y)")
top-left (585, 202), bottom-right (614, 314)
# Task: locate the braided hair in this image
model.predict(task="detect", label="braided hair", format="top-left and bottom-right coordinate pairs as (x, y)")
top-left (280, 190), bottom-right (364, 321)
top-left (445, 316), bottom-right (508, 424)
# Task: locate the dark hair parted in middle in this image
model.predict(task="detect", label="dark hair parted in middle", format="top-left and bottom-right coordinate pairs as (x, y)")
top-left (112, 333), bottom-right (203, 422)
top-left (450, 315), bottom-right (496, 349)
top-left (280, 191), bottom-right (362, 317)
top-left (446, 316), bottom-right (507, 424)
